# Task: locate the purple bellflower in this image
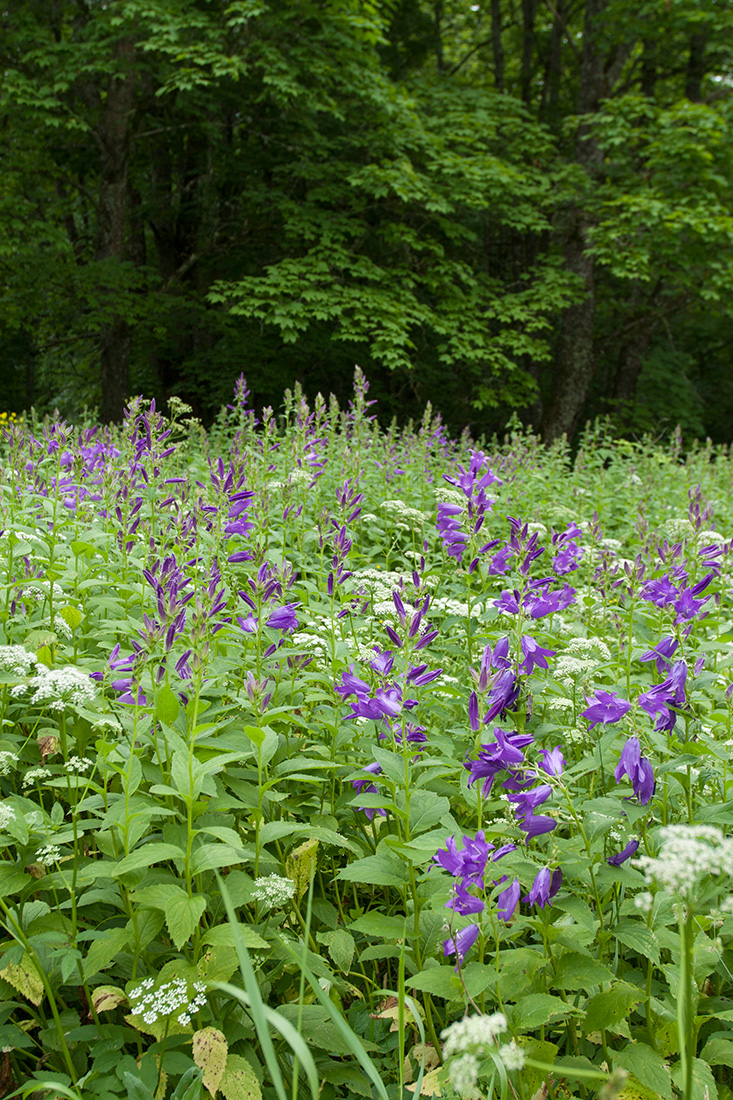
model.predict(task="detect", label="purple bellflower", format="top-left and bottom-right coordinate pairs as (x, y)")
top-left (614, 737), bottom-right (655, 805)
top-left (520, 635), bottom-right (556, 675)
top-left (496, 877), bottom-right (521, 922)
top-left (523, 867), bottom-right (563, 907)
top-left (538, 745), bottom-right (565, 777)
top-left (443, 923), bottom-right (480, 965)
top-left (607, 839), bottom-right (640, 866)
top-left (639, 636), bottom-right (679, 675)
top-left (581, 690), bottom-right (631, 729)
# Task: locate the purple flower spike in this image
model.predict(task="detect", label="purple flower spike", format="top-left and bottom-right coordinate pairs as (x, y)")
top-left (520, 635), bottom-right (556, 675)
top-left (581, 689), bottom-right (631, 729)
top-left (496, 877), bottom-right (521, 922)
top-left (615, 736), bottom-right (655, 805)
top-left (446, 884), bottom-right (486, 916)
top-left (443, 923), bottom-right (480, 965)
top-left (607, 839), bottom-right (640, 866)
top-left (266, 602), bottom-right (299, 632)
top-left (639, 636), bottom-right (679, 675)
top-left (469, 691), bottom-right (480, 733)
top-left (538, 746), bottom-right (565, 777)
top-left (520, 812), bottom-right (556, 841)
top-left (523, 867), bottom-right (562, 907)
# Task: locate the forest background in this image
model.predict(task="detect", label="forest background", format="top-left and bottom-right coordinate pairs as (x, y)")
top-left (1, 0), bottom-right (732, 443)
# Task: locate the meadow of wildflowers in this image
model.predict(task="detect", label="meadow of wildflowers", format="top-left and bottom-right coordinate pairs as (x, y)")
top-left (1, 370), bottom-right (733, 1100)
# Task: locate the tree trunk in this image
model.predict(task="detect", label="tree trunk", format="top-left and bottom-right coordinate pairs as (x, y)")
top-left (95, 37), bottom-right (136, 423)
top-left (685, 31), bottom-right (706, 102)
top-left (541, 0), bottom-right (609, 442)
top-left (491, 0), bottom-right (504, 92)
top-left (520, 0), bottom-right (537, 104)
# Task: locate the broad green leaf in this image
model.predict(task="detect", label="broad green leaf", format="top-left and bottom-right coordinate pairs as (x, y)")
top-left (408, 792), bottom-right (450, 837)
top-left (337, 849), bottom-right (410, 887)
top-left (156, 684), bottom-right (181, 727)
top-left (318, 929), bottom-right (355, 974)
top-left (509, 993), bottom-right (577, 1030)
top-left (670, 1058), bottom-right (718, 1100)
top-left (701, 1035), bottom-right (733, 1068)
top-left (552, 952), bottom-right (613, 990)
top-left (83, 927), bottom-right (131, 979)
top-left (286, 838), bottom-right (318, 900)
top-left (615, 1043), bottom-right (673, 1100)
top-left (165, 894), bottom-right (207, 951)
top-left (113, 843), bottom-right (184, 877)
top-left (583, 981), bottom-right (644, 1034)
top-left (613, 920), bottom-right (660, 965)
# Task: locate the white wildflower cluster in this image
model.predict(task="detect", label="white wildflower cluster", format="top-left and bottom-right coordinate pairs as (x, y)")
top-left (599, 537), bottom-right (622, 552)
top-left (28, 666), bottom-right (96, 712)
top-left (0, 804), bottom-right (16, 830)
top-left (449, 1053), bottom-right (480, 1098)
top-left (546, 696), bottom-right (574, 714)
top-left (526, 522), bottom-right (548, 538)
top-left (374, 600), bottom-right (400, 620)
top-left (291, 632), bottom-right (328, 658)
top-left (0, 646), bottom-right (37, 676)
top-left (566, 637), bottom-right (611, 662)
top-left (361, 513), bottom-right (378, 522)
top-left (0, 752), bottom-right (18, 776)
top-left (441, 1012), bottom-right (507, 1058)
top-left (250, 874), bottom-right (296, 909)
top-left (699, 529), bottom-right (726, 545)
top-left (662, 518), bottom-right (693, 540)
top-left (434, 488), bottom-right (465, 505)
top-left (35, 844), bottom-right (60, 866)
top-left (634, 825), bottom-right (733, 897)
top-left (354, 568), bottom-right (407, 602)
top-left (498, 1040), bottom-right (526, 1071)
top-left (23, 767), bottom-right (50, 788)
top-left (634, 892), bottom-right (653, 913)
top-left (553, 655), bottom-right (598, 688)
top-left (381, 499), bottom-right (426, 528)
top-left (129, 977), bottom-right (208, 1027)
top-left (721, 896), bottom-right (733, 915)
top-left (65, 756), bottom-right (93, 774)
top-left (432, 597), bottom-right (474, 618)
top-left (42, 615), bottom-right (72, 640)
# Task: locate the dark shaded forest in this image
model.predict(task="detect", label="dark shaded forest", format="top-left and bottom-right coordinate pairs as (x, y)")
top-left (1, 0), bottom-right (732, 441)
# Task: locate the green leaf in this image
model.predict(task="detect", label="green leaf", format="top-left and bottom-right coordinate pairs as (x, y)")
top-left (552, 952), bottom-right (614, 990)
top-left (615, 1043), bottom-right (673, 1100)
top-left (406, 966), bottom-right (461, 1000)
top-left (165, 894), bottom-right (207, 951)
top-left (509, 993), bottom-right (577, 1031)
top-left (583, 981), bottom-right (644, 1034)
top-left (408, 791), bottom-right (451, 837)
top-left (670, 1058), bottom-right (718, 1100)
top-left (113, 843), bottom-right (184, 877)
top-left (83, 927), bottom-right (131, 979)
top-left (701, 1035), bottom-right (733, 1068)
top-left (337, 848), bottom-right (410, 887)
top-left (317, 929), bottom-right (355, 974)
top-left (613, 920), bottom-right (660, 965)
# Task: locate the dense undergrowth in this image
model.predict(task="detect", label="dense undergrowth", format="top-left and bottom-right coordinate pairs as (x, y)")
top-left (1, 371), bottom-right (733, 1100)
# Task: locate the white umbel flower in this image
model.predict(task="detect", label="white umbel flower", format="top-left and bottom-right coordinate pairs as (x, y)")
top-left (448, 1053), bottom-right (480, 1098)
top-left (29, 666), bottom-right (96, 711)
top-left (0, 646), bottom-right (37, 675)
top-left (441, 1012), bottom-right (507, 1058)
top-left (634, 825), bottom-right (733, 897)
top-left (250, 874), bottom-right (296, 909)
top-left (128, 977), bottom-right (207, 1026)
top-left (0, 804), bottom-right (16, 830)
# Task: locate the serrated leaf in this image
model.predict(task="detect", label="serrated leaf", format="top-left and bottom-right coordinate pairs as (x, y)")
top-left (583, 981), bottom-right (644, 1034)
top-left (615, 1043), bottom-right (673, 1100)
top-left (408, 792), bottom-right (450, 837)
top-left (219, 1053), bottom-right (262, 1100)
top-left (165, 894), bottom-right (207, 951)
top-left (286, 838), bottom-right (318, 900)
top-left (613, 920), bottom-right (660, 965)
top-left (192, 1027), bottom-right (228, 1098)
top-left (319, 929), bottom-right (355, 974)
top-left (156, 684), bottom-right (180, 727)
top-left (59, 605), bottom-right (82, 630)
top-left (670, 1058), bottom-right (717, 1100)
top-left (0, 952), bottom-right (43, 1005)
top-left (113, 843), bottom-right (184, 877)
top-left (337, 849), bottom-right (410, 887)
top-left (552, 952), bottom-right (613, 990)
top-left (510, 993), bottom-right (576, 1030)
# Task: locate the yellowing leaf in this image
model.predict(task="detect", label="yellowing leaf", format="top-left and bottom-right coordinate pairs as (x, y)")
top-left (1, 953), bottom-right (43, 1005)
top-left (286, 838), bottom-right (318, 900)
top-left (192, 1027), bottom-right (228, 1098)
top-left (406, 1066), bottom-right (443, 1096)
top-left (92, 985), bottom-right (127, 1013)
top-left (220, 1053), bottom-right (262, 1100)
